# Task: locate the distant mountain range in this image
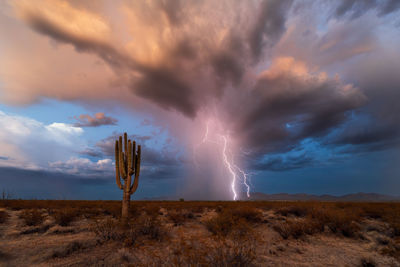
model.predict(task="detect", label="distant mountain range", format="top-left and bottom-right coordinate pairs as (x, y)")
top-left (242, 192), bottom-right (400, 202)
top-left (141, 192), bottom-right (400, 201)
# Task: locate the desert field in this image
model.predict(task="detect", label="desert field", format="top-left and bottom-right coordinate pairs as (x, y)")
top-left (0, 200), bottom-right (400, 266)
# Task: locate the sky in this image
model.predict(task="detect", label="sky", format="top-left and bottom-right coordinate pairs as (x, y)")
top-left (0, 0), bottom-right (399, 200)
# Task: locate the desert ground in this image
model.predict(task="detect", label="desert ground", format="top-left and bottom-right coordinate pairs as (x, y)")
top-left (0, 200), bottom-right (399, 267)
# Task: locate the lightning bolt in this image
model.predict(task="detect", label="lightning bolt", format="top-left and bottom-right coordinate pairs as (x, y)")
top-left (234, 165), bottom-right (251, 198)
top-left (193, 120), bottom-right (251, 200)
top-left (221, 135), bottom-right (238, 200)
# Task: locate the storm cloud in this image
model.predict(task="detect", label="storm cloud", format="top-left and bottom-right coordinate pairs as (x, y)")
top-left (1, 0), bottom-right (400, 187)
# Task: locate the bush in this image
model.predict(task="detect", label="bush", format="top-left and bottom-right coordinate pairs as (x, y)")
top-left (207, 239), bottom-right (256, 267)
top-left (128, 214), bottom-right (166, 244)
top-left (205, 211), bottom-right (235, 237)
top-left (49, 241), bottom-right (94, 259)
top-left (19, 209), bottom-right (45, 226)
top-left (231, 206), bottom-right (262, 223)
top-left (92, 214), bottom-right (167, 246)
top-left (360, 257), bottom-right (377, 267)
top-left (0, 210), bottom-right (8, 224)
top-left (91, 217), bottom-right (123, 242)
top-left (205, 208), bottom-right (256, 238)
top-left (130, 238), bottom-right (256, 267)
top-left (52, 208), bottom-right (79, 226)
top-left (275, 206), bottom-right (309, 217)
top-left (309, 207), bottom-right (361, 237)
top-left (273, 219), bottom-right (317, 239)
top-left (168, 210), bottom-right (194, 226)
top-left (273, 206), bottom-right (362, 239)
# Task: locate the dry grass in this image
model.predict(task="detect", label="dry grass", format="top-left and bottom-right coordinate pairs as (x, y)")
top-left (19, 209), bottom-right (45, 226)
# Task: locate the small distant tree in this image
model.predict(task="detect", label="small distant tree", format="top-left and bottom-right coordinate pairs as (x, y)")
top-left (1, 188), bottom-right (12, 200)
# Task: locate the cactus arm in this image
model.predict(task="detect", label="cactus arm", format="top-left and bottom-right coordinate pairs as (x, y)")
top-left (130, 145), bottom-right (141, 194)
top-left (127, 140), bottom-right (132, 171)
top-left (130, 141), bottom-right (136, 176)
top-left (115, 141), bottom-right (123, 190)
top-left (126, 140), bottom-right (132, 192)
top-left (124, 133), bottom-right (128, 158)
top-left (119, 136), bottom-right (127, 179)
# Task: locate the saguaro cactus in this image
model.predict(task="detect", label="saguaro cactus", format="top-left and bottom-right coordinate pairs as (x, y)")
top-left (115, 132), bottom-right (141, 224)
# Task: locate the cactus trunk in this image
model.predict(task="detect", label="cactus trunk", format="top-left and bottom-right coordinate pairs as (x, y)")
top-left (121, 191), bottom-right (131, 224)
top-left (114, 132), bottom-right (141, 225)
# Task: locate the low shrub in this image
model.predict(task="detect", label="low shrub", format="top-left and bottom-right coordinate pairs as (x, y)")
top-left (51, 208), bottom-right (79, 226)
top-left (309, 207), bottom-right (361, 237)
top-left (231, 206), bottom-right (262, 223)
top-left (205, 211), bottom-right (235, 237)
top-left (92, 214), bottom-right (167, 246)
top-left (91, 217), bottom-right (123, 242)
top-left (208, 239), bottom-right (256, 267)
top-left (205, 208), bottom-right (256, 237)
top-left (273, 219), bottom-right (318, 239)
top-left (275, 206), bottom-right (309, 217)
top-left (168, 210), bottom-right (194, 226)
top-left (127, 214), bottom-right (167, 245)
top-left (19, 209), bottom-right (45, 226)
top-left (49, 240), bottom-right (94, 259)
top-left (273, 206), bottom-right (361, 239)
top-left (130, 237), bottom-right (256, 267)
top-left (0, 210), bottom-right (8, 224)
top-left (360, 257), bottom-right (376, 267)
top-left (143, 205), bottom-right (160, 217)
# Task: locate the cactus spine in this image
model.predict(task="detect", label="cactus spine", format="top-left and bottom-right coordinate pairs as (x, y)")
top-left (115, 132), bottom-right (141, 224)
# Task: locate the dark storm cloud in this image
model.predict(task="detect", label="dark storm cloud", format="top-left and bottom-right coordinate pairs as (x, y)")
top-left (325, 50), bottom-right (400, 154)
top-left (210, 35), bottom-right (246, 86)
top-left (73, 113), bottom-right (118, 127)
top-left (156, 0), bottom-right (183, 26)
top-left (379, 0), bottom-right (400, 15)
top-left (0, 166), bottom-right (112, 199)
top-left (334, 0), bottom-right (400, 19)
top-left (14, 0), bottom-right (400, 174)
top-left (252, 153), bottom-right (314, 171)
top-left (248, 0), bottom-right (294, 61)
top-left (235, 60), bottom-right (366, 155)
top-left (331, 125), bottom-right (399, 147)
top-left (133, 67), bottom-right (197, 118)
top-left (16, 1), bottom-right (199, 117)
top-left (15, 0), bottom-right (297, 118)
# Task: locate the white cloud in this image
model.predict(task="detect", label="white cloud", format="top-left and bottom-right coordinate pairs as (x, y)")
top-left (49, 157), bottom-right (113, 176)
top-left (0, 110), bottom-right (84, 169)
top-left (45, 122), bottom-right (83, 145)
